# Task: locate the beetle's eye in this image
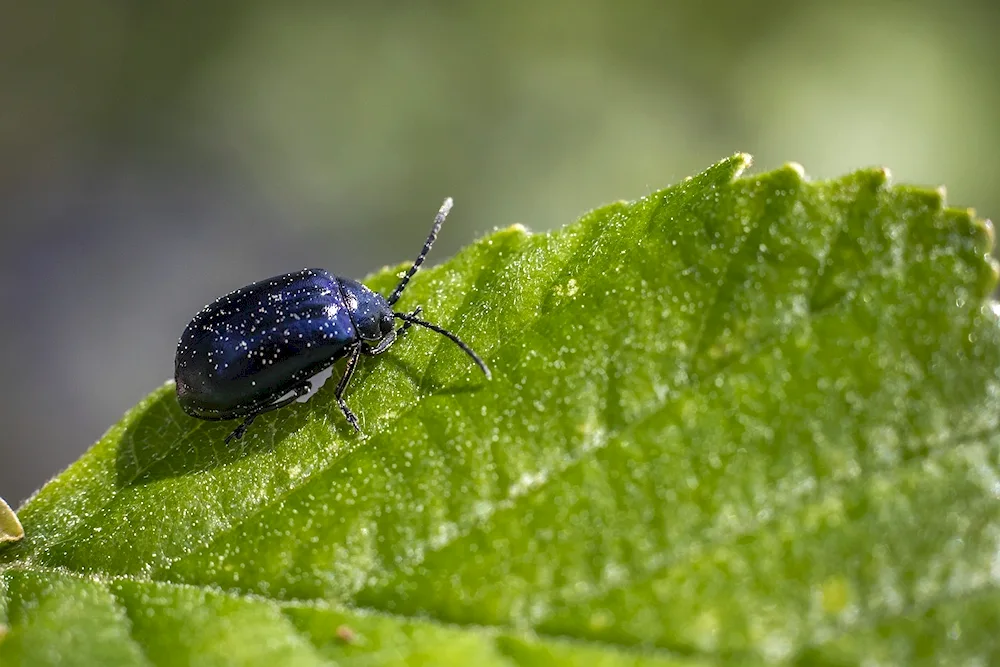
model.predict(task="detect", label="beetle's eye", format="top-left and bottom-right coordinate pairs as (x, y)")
top-left (381, 312), bottom-right (394, 335)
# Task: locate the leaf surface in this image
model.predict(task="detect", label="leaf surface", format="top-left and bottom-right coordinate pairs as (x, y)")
top-left (2, 155), bottom-right (999, 665)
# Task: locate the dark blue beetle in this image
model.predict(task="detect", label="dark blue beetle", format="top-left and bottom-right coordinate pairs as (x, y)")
top-left (175, 198), bottom-right (490, 443)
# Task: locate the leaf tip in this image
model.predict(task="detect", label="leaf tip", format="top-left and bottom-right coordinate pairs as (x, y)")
top-left (973, 216), bottom-right (997, 275)
top-left (731, 152), bottom-right (753, 178)
top-left (982, 217), bottom-right (995, 249)
top-left (489, 222), bottom-right (533, 243)
top-left (856, 165), bottom-right (893, 189)
top-left (783, 161), bottom-right (808, 180)
top-left (843, 165), bottom-right (892, 195)
top-left (687, 153), bottom-right (753, 190)
top-left (935, 184), bottom-right (948, 206)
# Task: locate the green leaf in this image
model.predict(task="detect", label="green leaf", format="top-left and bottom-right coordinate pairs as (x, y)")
top-left (2, 154), bottom-right (999, 665)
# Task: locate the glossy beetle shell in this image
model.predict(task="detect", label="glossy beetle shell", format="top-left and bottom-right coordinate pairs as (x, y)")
top-left (175, 268), bottom-right (361, 420)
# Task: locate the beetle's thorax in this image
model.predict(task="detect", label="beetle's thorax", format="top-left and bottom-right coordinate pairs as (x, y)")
top-left (337, 277), bottom-right (395, 346)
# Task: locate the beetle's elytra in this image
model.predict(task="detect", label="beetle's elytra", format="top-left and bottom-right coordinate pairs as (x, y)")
top-left (174, 198), bottom-right (490, 442)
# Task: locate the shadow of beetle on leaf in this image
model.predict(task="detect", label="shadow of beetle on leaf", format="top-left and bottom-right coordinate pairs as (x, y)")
top-left (114, 352), bottom-right (487, 489)
top-left (114, 382), bottom-right (286, 489)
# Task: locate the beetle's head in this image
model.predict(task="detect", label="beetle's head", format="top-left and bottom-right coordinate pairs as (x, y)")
top-left (338, 278), bottom-right (395, 347)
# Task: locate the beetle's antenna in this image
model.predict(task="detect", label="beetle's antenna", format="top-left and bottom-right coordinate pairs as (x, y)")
top-left (393, 311), bottom-right (491, 379)
top-left (387, 197), bottom-right (453, 306)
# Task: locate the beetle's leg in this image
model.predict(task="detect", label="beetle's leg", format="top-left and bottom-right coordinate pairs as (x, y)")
top-left (395, 306), bottom-right (422, 337)
top-left (225, 415), bottom-right (256, 444)
top-left (335, 347), bottom-right (362, 432)
top-left (224, 381), bottom-right (312, 444)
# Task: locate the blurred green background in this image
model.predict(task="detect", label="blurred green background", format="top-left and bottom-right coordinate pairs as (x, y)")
top-left (1, 1), bottom-right (997, 506)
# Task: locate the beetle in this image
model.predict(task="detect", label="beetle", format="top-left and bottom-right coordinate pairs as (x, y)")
top-left (174, 197), bottom-right (490, 443)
